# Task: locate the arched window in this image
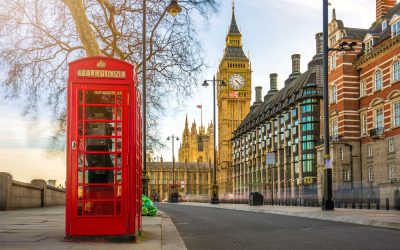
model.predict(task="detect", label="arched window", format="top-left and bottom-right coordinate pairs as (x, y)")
top-left (375, 70), bottom-right (382, 91)
top-left (393, 61), bottom-right (400, 83)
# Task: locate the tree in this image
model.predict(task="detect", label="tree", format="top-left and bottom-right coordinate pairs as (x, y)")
top-left (0, 0), bottom-right (217, 151)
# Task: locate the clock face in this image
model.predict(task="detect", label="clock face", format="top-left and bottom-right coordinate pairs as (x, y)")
top-left (229, 74), bottom-right (245, 90)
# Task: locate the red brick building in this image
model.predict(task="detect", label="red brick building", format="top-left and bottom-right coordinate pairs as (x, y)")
top-left (318, 0), bottom-right (400, 208)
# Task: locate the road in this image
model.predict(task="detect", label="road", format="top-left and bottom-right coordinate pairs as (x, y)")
top-left (158, 203), bottom-right (400, 250)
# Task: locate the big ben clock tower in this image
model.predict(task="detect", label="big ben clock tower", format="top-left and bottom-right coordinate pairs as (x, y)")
top-left (217, 4), bottom-right (251, 196)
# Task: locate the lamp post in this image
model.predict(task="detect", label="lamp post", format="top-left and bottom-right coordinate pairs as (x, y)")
top-left (167, 135), bottom-right (179, 202)
top-left (322, 0), bottom-right (356, 211)
top-left (202, 75), bottom-right (226, 204)
top-left (142, 0), bottom-right (182, 196)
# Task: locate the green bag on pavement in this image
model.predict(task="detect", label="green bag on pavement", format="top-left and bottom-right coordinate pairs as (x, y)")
top-left (142, 194), bottom-right (158, 216)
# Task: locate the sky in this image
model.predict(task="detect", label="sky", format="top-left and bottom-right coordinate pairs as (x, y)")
top-left (0, 0), bottom-right (379, 185)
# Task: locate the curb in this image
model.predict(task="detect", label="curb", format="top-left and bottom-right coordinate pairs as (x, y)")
top-left (159, 210), bottom-right (187, 250)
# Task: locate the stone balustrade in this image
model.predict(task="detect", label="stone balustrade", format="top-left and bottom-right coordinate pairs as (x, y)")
top-left (0, 172), bottom-right (65, 210)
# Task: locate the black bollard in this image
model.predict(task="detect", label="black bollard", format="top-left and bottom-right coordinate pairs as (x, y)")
top-left (368, 200), bottom-right (371, 209)
top-left (386, 198), bottom-right (390, 210)
top-left (352, 199), bottom-right (356, 209)
top-left (376, 198), bottom-right (380, 210)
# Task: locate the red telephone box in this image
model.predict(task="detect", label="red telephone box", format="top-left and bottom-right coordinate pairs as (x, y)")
top-left (65, 57), bottom-right (142, 240)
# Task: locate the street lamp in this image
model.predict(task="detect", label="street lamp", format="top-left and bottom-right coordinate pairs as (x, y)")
top-left (142, 0), bottom-right (182, 196)
top-left (167, 135), bottom-right (179, 202)
top-left (202, 75), bottom-right (226, 204)
top-left (322, 0), bottom-right (356, 211)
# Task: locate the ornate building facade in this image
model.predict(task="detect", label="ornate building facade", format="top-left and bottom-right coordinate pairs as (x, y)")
top-left (232, 33), bottom-right (324, 203)
top-left (178, 116), bottom-right (214, 164)
top-left (318, 0), bottom-right (400, 208)
top-left (217, 6), bottom-right (252, 196)
top-left (147, 159), bottom-right (212, 202)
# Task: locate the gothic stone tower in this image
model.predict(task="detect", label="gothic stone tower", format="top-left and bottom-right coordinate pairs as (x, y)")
top-left (178, 115), bottom-right (214, 164)
top-left (217, 6), bottom-right (252, 196)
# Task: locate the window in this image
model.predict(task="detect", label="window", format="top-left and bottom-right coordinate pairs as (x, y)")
top-left (330, 53), bottom-right (337, 70)
top-left (375, 108), bottom-right (384, 129)
top-left (368, 167), bottom-right (374, 182)
top-left (339, 148), bottom-right (344, 160)
top-left (388, 139), bottom-right (395, 153)
top-left (392, 21), bottom-right (400, 37)
top-left (382, 20), bottom-right (387, 30)
top-left (360, 81), bottom-right (367, 97)
top-left (365, 39), bottom-right (373, 53)
top-left (331, 119), bottom-right (338, 137)
top-left (389, 164), bottom-right (396, 180)
top-left (393, 61), bottom-right (400, 82)
top-left (361, 113), bottom-right (367, 136)
top-left (374, 70), bottom-right (382, 91)
top-left (342, 169), bottom-right (350, 181)
top-left (394, 102), bottom-right (400, 127)
top-left (331, 85), bottom-right (337, 103)
top-left (368, 145), bottom-right (373, 157)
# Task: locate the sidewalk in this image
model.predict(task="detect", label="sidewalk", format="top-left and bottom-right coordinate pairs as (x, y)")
top-left (0, 206), bottom-right (186, 250)
top-left (178, 202), bottom-right (400, 230)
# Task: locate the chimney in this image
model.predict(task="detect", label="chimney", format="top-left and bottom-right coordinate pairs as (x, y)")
top-left (291, 54), bottom-right (301, 74)
top-left (255, 86), bottom-right (262, 103)
top-left (315, 32), bottom-right (323, 55)
top-left (270, 73), bottom-right (278, 91)
top-left (376, 0), bottom-right (396, 21)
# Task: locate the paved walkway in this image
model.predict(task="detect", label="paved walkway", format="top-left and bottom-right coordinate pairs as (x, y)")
top-left (0, 206), bottom-right (186, 250)
top-left (177, 202), bottom-right (400, 230)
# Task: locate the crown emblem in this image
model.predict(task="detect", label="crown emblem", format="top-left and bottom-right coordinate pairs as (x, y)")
top-left (97, 60), bottom-right (106, 68)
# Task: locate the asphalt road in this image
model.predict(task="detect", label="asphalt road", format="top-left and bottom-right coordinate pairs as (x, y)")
top-left (157, 203), bottom-right (400, 250)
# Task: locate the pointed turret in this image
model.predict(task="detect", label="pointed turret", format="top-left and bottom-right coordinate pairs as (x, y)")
top-left (228, 4), bottom-right (240, 35)
top-left (223, 3), bottom-right (247, 59)
top-left (184, 114), bottom-right (189, 132)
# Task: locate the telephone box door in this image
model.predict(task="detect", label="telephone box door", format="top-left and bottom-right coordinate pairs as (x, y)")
top-left (69, 84), bottom-right (129, 236)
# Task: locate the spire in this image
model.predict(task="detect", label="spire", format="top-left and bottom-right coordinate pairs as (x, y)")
top-left (185, 114), bottom-right (188, 129)
top-left (228, 2), bottom-right (240, 35)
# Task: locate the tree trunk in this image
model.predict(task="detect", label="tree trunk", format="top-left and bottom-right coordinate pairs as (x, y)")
top-left (64, 0), bottom-right (102, 56)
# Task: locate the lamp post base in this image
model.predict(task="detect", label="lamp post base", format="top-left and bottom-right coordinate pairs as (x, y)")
top-left (169, 191), bottom-right (179, 203)
top-left (322, 199), bottom-right (334, 211)
top-left (210, 184), bottom-right (219, 204)
top-left (142, 171), bottom-right (150, 197)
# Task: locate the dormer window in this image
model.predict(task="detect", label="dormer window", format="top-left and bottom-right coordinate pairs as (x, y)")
top-left (392, 20), bottom-right (400, 37)
top-left (365, 39), bottom-right (373, 53)
top-left (382, 20), bottom-right (387, 30)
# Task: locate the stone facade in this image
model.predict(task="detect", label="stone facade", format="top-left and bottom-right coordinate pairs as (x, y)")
top-left (147, 161), bottom-right (212, 202)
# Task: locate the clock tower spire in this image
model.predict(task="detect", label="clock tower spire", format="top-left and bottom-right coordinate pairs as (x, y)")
top-left (216, 3), bottom-right (252, 196)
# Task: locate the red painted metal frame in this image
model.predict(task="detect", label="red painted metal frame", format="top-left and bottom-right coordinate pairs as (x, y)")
top-left (66, 57), bottom-right (142, 239)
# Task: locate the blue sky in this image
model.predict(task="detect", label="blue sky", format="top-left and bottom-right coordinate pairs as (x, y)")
top-left (0, 0), bottom-right (379, 184)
